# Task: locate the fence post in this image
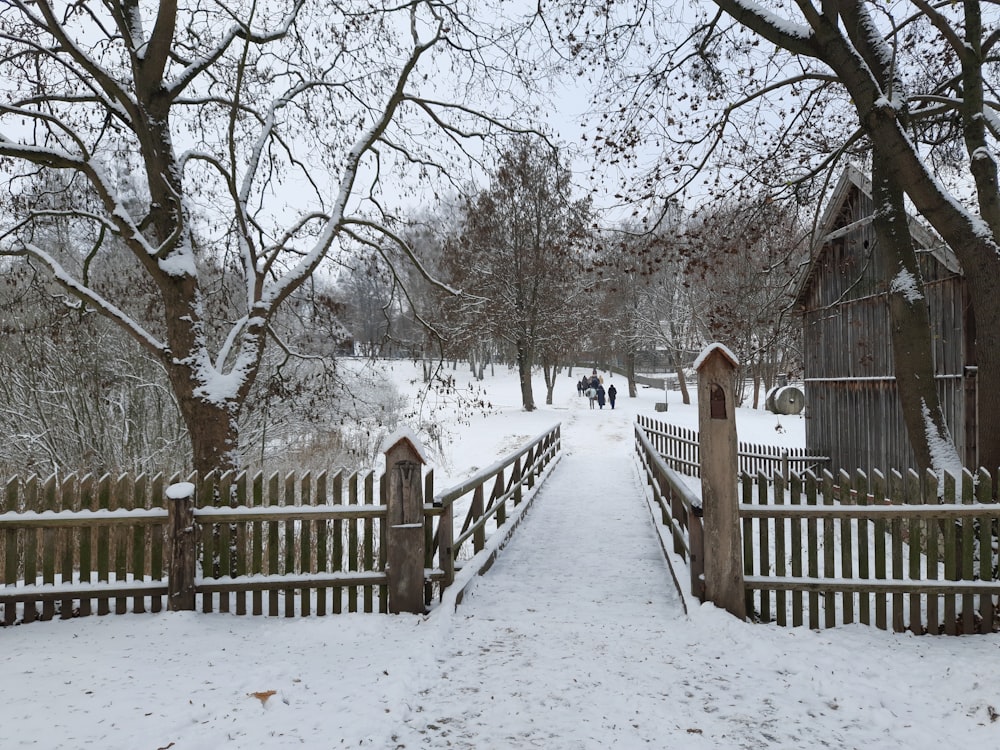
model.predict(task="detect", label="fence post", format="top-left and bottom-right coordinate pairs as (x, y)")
top-left (166, 481), bottom-right (196, 611)
top-left (384, 433), bottom-right (427, 614)
top-left (696, 344), bottom-right (746, 620)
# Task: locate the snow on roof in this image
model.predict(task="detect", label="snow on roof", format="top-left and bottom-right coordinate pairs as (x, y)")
top-left (693, 343), bottom-right (740, 370)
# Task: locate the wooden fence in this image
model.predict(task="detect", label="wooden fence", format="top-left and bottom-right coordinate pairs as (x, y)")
top-left (741, 467), bottom-right (1000, 634)
top-left (634, 418), bottom-right (1000, 634)
top-left (636, 415), bottom-right (829, 478)
top-left (0, 423), bottom-right (562, 624)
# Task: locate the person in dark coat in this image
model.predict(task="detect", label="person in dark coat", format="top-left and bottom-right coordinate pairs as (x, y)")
top-left (596, 383), bottom-right (606, 409)
top-left (607, 383), bottom-right (617, 409)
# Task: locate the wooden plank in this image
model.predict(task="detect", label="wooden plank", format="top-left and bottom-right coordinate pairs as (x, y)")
top-left (332, 472), bottom-right (343, 615)
top-left (740, 473), bottom-right (754, 620)
top-left (774, 472), bottom-right (787, 626)
top-left (316, 472), bottom-right (328, 617)
top-left (364, 472), bottom-right (374, 614)
top-left (873, 471), bottom-right (888, 631)
top-left (806, 472), bottom-right (819, 629)
top-left (790, 473), bottom-right (803, 627)
top-left (757, 471), bottom-right (771, 623)
top-left (889, 470), bottom-right (904, 632)
top-left (217, 472), bottom-right (233, 614)
top-left (150, 474), bottom-right (164, 614)
top-left (252, 472), bottom-right (264, 616)
top-left (821, 471), bottom-right (836, 628)
top-left (924, 471), bottom-right (940, 634)
top-left (942, 472), bottom-right (958, 635)
top-left (235, 472), bottom-right (248, 616)
top-left (268, 473), bottom-right (280, 617)
top-left (132, 474), bottom-right (147, 615)
top-left (96, 474), bottom-right (111, 617)
top-left (284, 473), bottom-right (296, 618)
top-left (348, 473), bottom-right (359, 614)
top-left (300, 473), bottom-right (312, 617)
top-left (840, 471), bottom-right (857, 625)
top-left (200, 473), bottom-right (215, 614)
top-left (906, 470), bottom-right (922, 634)
top-left (41, 475), bottom-right (57, 620)
top-left (78, 475), bottom-right (94, 618)
top-left (960, 469), bottom-right (976, 634)
top-left (976, 469), bottom-right (995, 631)
top-left (856, 471), bottom-right (872, 625)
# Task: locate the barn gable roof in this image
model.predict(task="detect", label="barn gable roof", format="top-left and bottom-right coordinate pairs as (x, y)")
top-left (793, 165), bottom-right (960, 308)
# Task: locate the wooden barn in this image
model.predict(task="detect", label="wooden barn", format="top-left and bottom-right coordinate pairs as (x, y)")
top-left (794, 165), bottom-right (977, 476)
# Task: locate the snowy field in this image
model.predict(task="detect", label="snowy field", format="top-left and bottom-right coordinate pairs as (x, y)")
top-left (2, 361), bottom-right (998, 749)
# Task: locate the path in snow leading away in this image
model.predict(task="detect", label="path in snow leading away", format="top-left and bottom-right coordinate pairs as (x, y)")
top-left (394, 395), bottom-right (686, 747)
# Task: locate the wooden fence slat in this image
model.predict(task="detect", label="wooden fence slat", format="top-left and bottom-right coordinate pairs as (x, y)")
top-left (774, 472), bottom-right (787, 626)
top-left (348, 473), bottom-right (359, 614)
top-left (316, 472), bottom-right (328, 617)
top-left (284, 473), bottom-right (296, 618)
top-left (790, 473), bottom-right (803, 627)
top-left (872, 470), bottom-right (888, 630)
top-left (906, 470), bottom-right (924, 634)
top-left (924, 471), bottom-right (940, 634)
top-left (961, 470), bottom-right (976, 634)
top-left (332, 472), bottom-right (343, 615)
top-left (757, 471), bottom-right (770, 623)
top-left (741, 474), bottom-right (754, 620)
top-left (942, 472), bottom-right (958, 635)
top-left (252, 471), bottom-right (264, 616)
top-left (235, 472), bottom-right (248, 616)
top-left (300, 473), bottom-right (313, 617)
top-left (364, 472), bottom-right (374, 614)
top-left (842, 471), bottom-right (859, 625)
top-left (268, 473), bottom-right (280, 617)
top-left (977, 469), bottom-right (995, 631)
top-left (150, 474), bottom-right (164, 614)
top-left (806, 472), bottom-right (819, 629)
top-left (889, 470), bottom-right (905, 633)
top-left (821, 471), bottom-right (836, 628)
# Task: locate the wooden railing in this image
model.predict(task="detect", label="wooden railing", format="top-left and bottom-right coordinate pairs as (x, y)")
top-left (636, 415), bottom-right (829, 478)
top-left (426, 424), bottom-right (562, 604)
top-left (634, 422), bottom-right (704, 605)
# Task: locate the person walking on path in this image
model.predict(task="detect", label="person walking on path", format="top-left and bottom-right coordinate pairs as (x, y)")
top-left (596, 383), bottom-right (606, 409)
top-left (585, 385), bottom-right (597, 409)
top-left (608, 383), bottom-right (617, 409)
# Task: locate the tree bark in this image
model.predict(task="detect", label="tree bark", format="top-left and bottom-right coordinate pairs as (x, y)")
top-left (872, 152), bottom-right (962, 477)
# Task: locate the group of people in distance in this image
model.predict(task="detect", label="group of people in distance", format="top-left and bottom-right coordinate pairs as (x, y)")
top-left (577, 370), bottom-right (617, 410)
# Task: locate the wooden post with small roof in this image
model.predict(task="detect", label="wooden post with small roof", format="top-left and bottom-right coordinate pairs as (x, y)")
top-left (383, 429), bottom-right (428, 614)
top-left (695, 344), bottom-right (747, 620)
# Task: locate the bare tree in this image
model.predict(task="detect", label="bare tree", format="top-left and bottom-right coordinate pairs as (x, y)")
top-left (0, 1), bottom-right (544, 477)
top-left (443, 138), bottom-right (592, 410)
top-left (549, 0), bottom-right (997, 472)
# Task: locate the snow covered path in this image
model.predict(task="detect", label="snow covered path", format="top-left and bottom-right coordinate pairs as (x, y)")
top-left (393, 397), bottom-right (687, 747)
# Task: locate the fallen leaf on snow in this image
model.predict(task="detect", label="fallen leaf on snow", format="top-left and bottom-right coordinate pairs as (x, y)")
top-left (249, 690), bottom-right (277, 705)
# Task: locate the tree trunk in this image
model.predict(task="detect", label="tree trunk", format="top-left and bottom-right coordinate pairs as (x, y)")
top-left (625, 350), bottom-right (638, 398)
top-left (517, 339), bottom-right (535, 411)
top-left (872, 155), bottom-right (963, 477)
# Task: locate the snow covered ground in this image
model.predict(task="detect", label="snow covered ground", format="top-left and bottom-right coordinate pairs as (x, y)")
top-left (2, 363), bottom-right (998, 749)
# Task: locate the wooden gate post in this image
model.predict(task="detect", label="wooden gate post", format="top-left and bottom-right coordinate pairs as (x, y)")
top-left (166, 481), bottom-right (196, 611)
top-left (383, 431), bottom-right (427, 614)
top-left (696, 344), bottom-right (746, 619)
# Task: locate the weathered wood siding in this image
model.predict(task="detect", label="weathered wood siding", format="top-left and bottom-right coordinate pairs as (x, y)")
top-left (798, 171), bottom-right (972, 476)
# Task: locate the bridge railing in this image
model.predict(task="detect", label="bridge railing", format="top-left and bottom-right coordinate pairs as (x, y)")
top-left (426, 424), bottom-right (562, 609)
top-left (633, 422), bottom-right (704, 605)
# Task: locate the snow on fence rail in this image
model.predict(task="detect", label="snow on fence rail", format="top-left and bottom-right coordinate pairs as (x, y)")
top-left (741, 467), bottom-right (1000, 635)
top-left (0, 425), bottom-right (563, 625)
top-left (635, 415), bottom-right (829, 478)
top-left (634, 419), bottom-right (1000, 634)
